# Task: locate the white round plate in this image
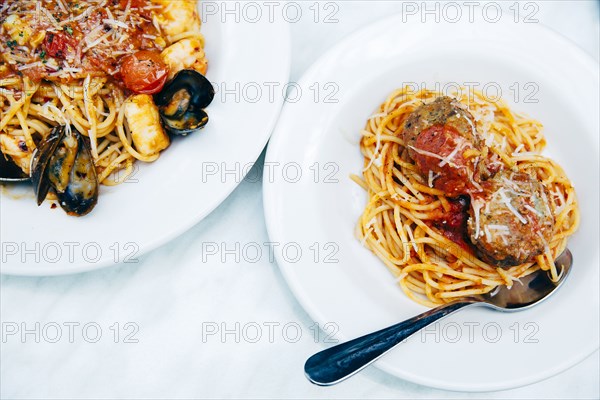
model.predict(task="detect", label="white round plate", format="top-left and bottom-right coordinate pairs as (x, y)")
top-left (0, 7), bottom-right (291, 275)
top-left (263, 15), bottom-right (599, 391)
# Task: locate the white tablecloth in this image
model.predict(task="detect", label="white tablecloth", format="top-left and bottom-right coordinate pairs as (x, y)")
top-left (2, 1), bottom-right (598, 398)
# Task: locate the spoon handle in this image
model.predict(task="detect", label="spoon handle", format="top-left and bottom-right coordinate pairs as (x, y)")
top-left (304, 300), bottom-right (478, 385)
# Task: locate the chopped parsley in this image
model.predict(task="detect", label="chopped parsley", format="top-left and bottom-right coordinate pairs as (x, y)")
top-left (7, 40), bottom-right (17, 48)
top-left (40, 50), bottom-right (46, 59)
top-left (65, 26), bottom-right (73, 35)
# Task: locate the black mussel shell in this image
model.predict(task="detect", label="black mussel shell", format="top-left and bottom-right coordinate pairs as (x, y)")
top-left (47, 128), bottom-right (78, 193)
top-left (55, 133), bottom-right (98, 216)
top-left (31, 125), bottom-right (98, 216)
top-left (161, 108), bottom-right (209, 136)
top-left (31, 125), bottom-right (65, 205)
top-left (155, 70), bottom-right (214, 136)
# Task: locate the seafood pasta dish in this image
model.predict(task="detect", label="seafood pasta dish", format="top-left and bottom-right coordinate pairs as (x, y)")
top-left (353, 88), bottom-right (579, 307)
top-left (0, 0), bottom-right (214, 215)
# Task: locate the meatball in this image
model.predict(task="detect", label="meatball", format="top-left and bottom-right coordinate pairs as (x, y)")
top-left (467, 171), bottom-right (554, 267)
top-left (411, 124), bottom-right (478, 196)
top-left (403, 96), bottom-right (479, 148)
top-left (402, 97), bottom-right (480, 196)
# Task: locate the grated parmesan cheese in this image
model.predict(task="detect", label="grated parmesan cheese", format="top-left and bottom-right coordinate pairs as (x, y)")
top-left (439, 140), bottom-right (466, 168)
top-left (405, 224), bottom-right (419, 253)
top-left (102, 18), bottom-right (129, 30)
top-left (408, 145), bottom-right (460, 169)
top-left (487, 224), bottom-right (510, 232)
top-left (498, 188), bottom-right (527, 224)
top-left (512, 144), bottom-right (524, 155)
top-left (524, 204), bottom-right (542, 217)
top-left (17, 61), bottom-right (42, 70)
top-left (540, 188), bottom-right (552, 216)
top-left (471, 198), bottom-right (484, 239)
top-left (484, 225), bottom-right (492, 242)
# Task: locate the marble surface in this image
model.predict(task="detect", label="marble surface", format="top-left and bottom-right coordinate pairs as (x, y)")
top-left (1, 1), bottom-right (599, 398)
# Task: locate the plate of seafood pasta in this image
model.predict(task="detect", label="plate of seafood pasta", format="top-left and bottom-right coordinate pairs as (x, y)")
top-left (0, 0), bottom-right (290, 274)
top-left (263, 15), bottom-right (599, 391)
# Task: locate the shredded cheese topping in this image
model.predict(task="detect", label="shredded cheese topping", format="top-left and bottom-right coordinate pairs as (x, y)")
top-left (498, 188), bottom-right (528, 224)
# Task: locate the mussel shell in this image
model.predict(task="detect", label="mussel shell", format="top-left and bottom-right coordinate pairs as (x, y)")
top-left (31, 125), bottom-right (65, 205)
top-left (155, 70), bottom-right (214, 109)
top-left (161, 108), bottom-right (208, 136)
top-left (155, 70), bottom-right (214, 136)
top-left (55, 133), bottom-right (98, 216)
top-left (47, 129), bottom-right (78, 193)
top-left (31, 125), bottom-right (98, 216)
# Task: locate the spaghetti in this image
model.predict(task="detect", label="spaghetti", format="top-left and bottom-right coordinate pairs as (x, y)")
top-left (353, 88), bottom-right (579, 307)
top-left (0, 0), bottom-right (208, 188)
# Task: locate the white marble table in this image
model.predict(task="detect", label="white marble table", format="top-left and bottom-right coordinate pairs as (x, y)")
top-left (2, 1), bottom-right (599, 398)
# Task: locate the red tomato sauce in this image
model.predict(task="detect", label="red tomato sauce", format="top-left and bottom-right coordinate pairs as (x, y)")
top-left (426, 196), bottom-right (473, 252)
top-left (0, 0), bottom-right (165, 85)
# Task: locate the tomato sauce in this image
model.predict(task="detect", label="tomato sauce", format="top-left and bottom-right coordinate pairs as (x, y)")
top-left (42, 32), bottom-right (77, 59)
top-left (0, 0), bottom-right (165, 85)
top-left (427, 196), bottom-right (473, 252)
top-left (413, 124), bottom-right (476, 196)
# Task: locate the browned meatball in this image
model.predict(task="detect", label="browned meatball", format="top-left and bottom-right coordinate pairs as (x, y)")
top-left (403, 96), bottom-right (479, 148)
top-left (467, 171), bottom-right (554, 267)
top-left (402, 97), bottom-right (481, 196)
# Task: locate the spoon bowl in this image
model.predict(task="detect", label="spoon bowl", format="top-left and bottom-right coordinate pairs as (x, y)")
top-left (304, 249), bottom-right (573, 386)
top-left (475, 249), bottom-right (572, 310)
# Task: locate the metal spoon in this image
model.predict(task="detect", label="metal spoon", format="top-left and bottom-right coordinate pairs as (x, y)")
top-left (305, 249), bottom-right (573, 386)
top-left (0, 153), bottom-right (30, 182)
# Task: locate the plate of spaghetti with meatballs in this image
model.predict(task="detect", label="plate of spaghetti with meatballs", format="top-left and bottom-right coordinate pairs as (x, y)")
top-left (1, 0), bottom-right (291, 274)
top-left (264, 15), bottom-right (598, 391)
top-left (353, 89), bottom-right (579, 307)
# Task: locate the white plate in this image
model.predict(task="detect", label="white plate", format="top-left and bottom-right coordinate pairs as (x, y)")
top-left (0, 8), bottom-right (291, 275)
top-left (263, 15), bottom-right (599, 391)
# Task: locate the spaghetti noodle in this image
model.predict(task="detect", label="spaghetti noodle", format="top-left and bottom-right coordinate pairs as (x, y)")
top-left (0, 0), bottom-right (208, 189)
top-left (353, 88), bottom-right (579, 307)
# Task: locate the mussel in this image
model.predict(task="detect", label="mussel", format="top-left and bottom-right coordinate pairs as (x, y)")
top-left (31, 125), bottom-right (98, 216)
top-left (154, 69), bottom-right (215, 136)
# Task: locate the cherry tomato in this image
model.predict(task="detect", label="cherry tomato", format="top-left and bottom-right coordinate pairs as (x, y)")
top-left (120, 51), bottom-right (169, 94)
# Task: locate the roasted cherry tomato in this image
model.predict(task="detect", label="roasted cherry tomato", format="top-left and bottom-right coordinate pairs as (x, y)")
top-left (120, 51), bottom-right (169, 94)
